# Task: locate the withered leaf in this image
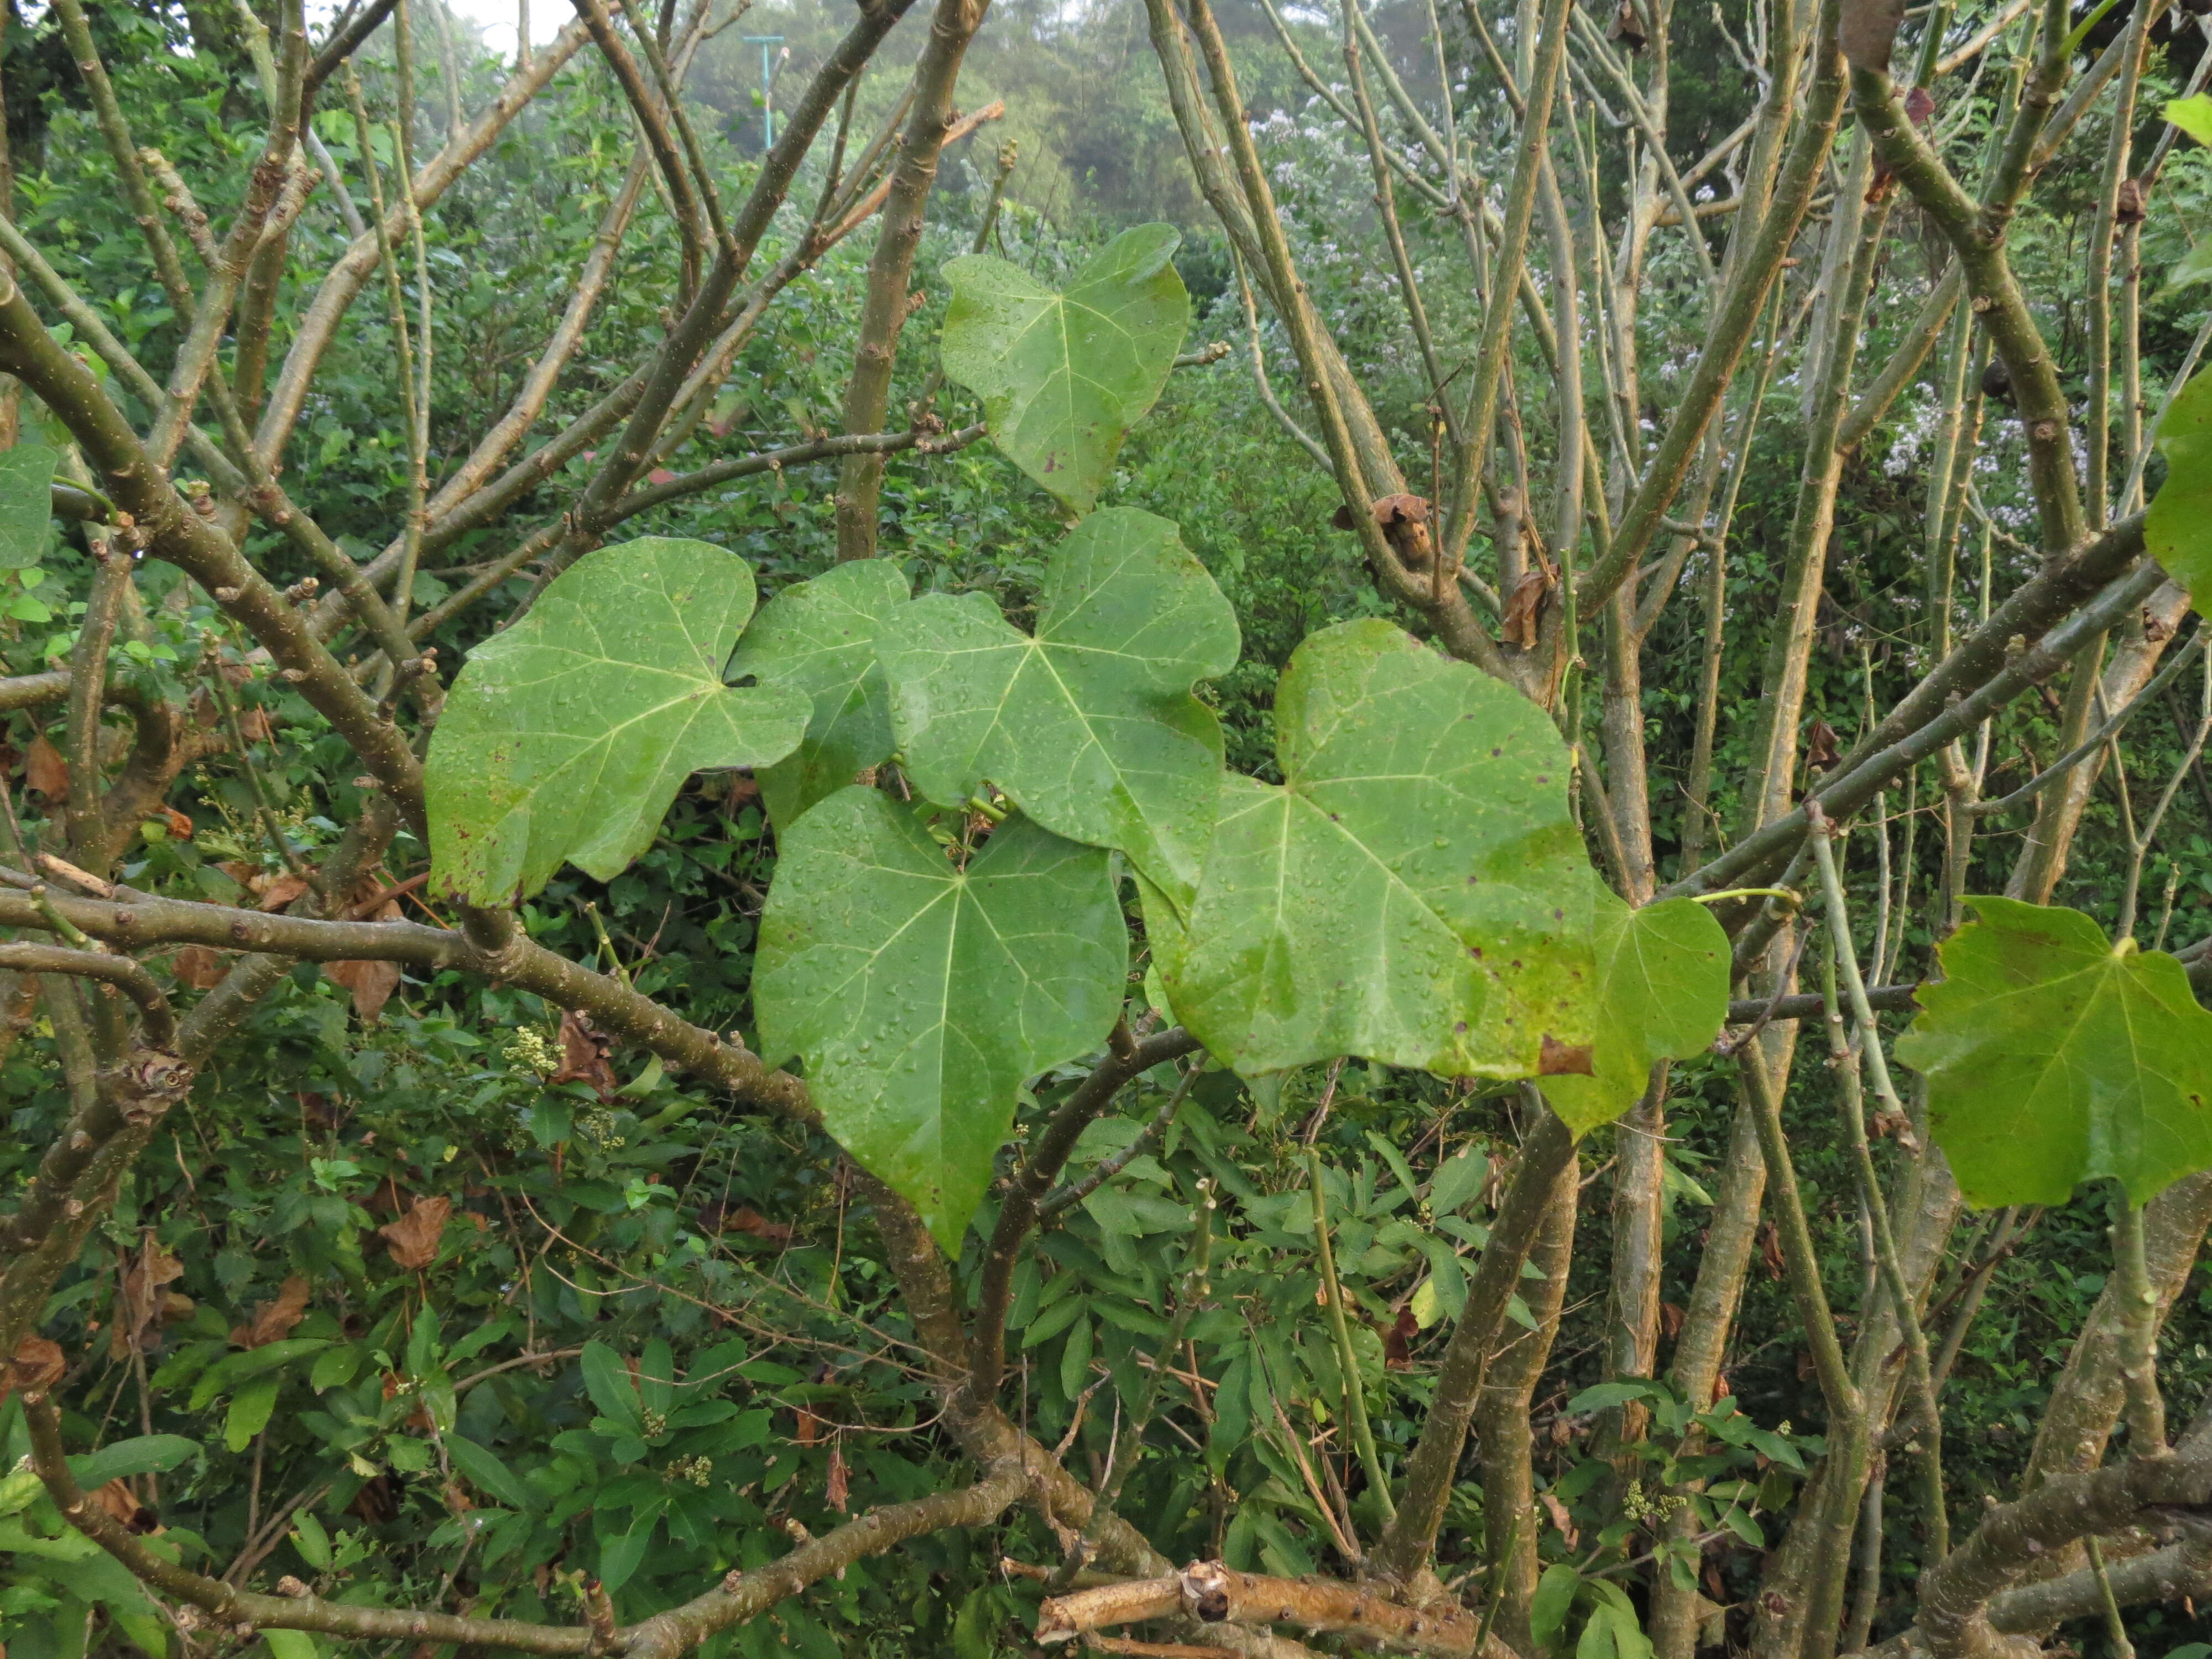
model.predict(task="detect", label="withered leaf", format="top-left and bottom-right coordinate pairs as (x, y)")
top-left (551, 1009), bottom-right (619, 1100)
top-left (256, 873), bottom-right (312, 912)
top-left (1, 1334), bottom-right (65, 1400)
top-left (171, 946), bottom-right (228, 989)
top-left (325, 956), bottom-right (402, 1022)
top-left (112, 1245), bottom-right (185, 1358)
top-left (91, 1478), bottom-right (159, 1533)
top-left (378, 1196), bottom-right (451, 1271)
top-left (23, 735), bottom-right (67, 799)
top-left (825, 1439), bottom-right (850, 1511)
top-left (2117, 178), bottom-right (2147, 225)
top-left (1500, 568), bottom-right (1552, 651)
top-left (1804, 718), bottom-right (1841, 773)
top-left (231, 1275), bottom-right (311, 1350)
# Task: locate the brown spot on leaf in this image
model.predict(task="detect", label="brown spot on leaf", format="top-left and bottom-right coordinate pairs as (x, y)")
top-left (1538, 1035), bottom-right (1594, 1076)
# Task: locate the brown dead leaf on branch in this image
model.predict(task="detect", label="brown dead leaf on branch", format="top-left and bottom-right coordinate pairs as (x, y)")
top-left (552, 1009), bottom-right (619, 1100)
top-left (378, 1196), bottom-right (451, 1271)
top-left (231, 1275), bottom-right (311, 1349)
top-left (112, 1241), bottom-right (189, 1359)
top-left (171, 945), bottom-right (229, 989)
top-left (91, 1478), bottom-right (159, 1533)
top-left (1, 1334), bottom-right (65, 1400)
top-left (324, 884), bottom-right (405, 1020)
top-left (1500, 567), bottom-right (1553, 651)
top-left (23, 734), bottom-right (68, 799)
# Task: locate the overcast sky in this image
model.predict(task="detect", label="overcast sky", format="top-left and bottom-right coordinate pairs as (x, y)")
top-left (427, 0), bottom-right (571, 60)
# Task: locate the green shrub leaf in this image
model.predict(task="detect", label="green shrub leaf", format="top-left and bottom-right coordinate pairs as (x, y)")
top-left (1541, 894), bottom-right (1731, 1136)
top-left (941, 224), bottom-right (1190, 511)
top-left (2151, 369), bottom-right (2212, 615)
top-left (1150, 619), bottom-right (1595, 1079)
top-left (426, 537), bottom-right (808, 903)
top-left (728, 557), bottom-right (912, 828)
top-left (884, 508), bottom-right (1238, 908)
top-left (754, 790), bottom-right (1126, 1250)
top-left (0, 445), bottom-right (56, 568)
top-left (1896, 897), bottom-right (2212, 1206)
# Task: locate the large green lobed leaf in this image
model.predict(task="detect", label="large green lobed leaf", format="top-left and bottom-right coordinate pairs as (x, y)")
top-left (940, 223), bottom-right (1191, 512)
top-left (1896, 896), bottom-right (2212, 1207)
top-left (1541, 893), bottom-right (1731, 1136)
top-left (754, 789), bottom-right (1127, 1250)
top-left (727, 557), bottom-right (911, 829)
top-left (883, 507), bottom-right (1238, 909)
top-left (2151, 367), bottom-right (2212, 615)
top-left (1151, 619), bottom-right (1596, 1079)
top-left (427, 538), bottom-right (808, 904)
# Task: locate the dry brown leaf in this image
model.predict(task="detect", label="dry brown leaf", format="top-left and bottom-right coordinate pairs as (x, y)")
top-left (1500, 568), bottom-right (1552, 651)
top-left (793, 1405), bottom-right (822, 1447)
top-left (698, 1202), bottom-right (794, 1245)
top-left (23, 735), bottom-right (67, 799)
top-left (1538, 1489), bottom-right (1579, 1549)
top-left (378, 1196), bottom-right (451, 1271)
top-left (91, 1478), bottom-right (159, 1534)
top-left (257, 873), bottom-right (312, 912)
top-left (153, 804), bottom-right (195, 840)
top-left (325, 957), bottom-right (402, 1021)
top-left (2117, 177), bottom-right (2147, 225)
top-left (0, 1334), bottom-right (65, 1400)
top-left (1658, 1301), bottom-right (1687, 1342)
top-left (231, 1275), bottom-right (311, 1350)
top-left (1757, 1220), bottom-right (1786, 1282)
top-left (551, 1009), bottom-right (619, 1100)
top-left (825, 1439), bottom-right (850, 1512)
top-left (112, 1244), bottom-right (185, 1358)
top-left (1803, 717), bottom-right (1841, 773)
top-left (171, 946), bottom-right (229, 989)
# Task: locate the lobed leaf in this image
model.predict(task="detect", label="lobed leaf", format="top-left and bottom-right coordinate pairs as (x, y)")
top-left (1896, 896), bottom-right (2212, 1206)
top-left (1540, 893), bottom-right (1731, 1136)
top-left (1150, 619), bottom-right (1596, 1079)
top-left (754, 789), bottom-right (1127, 1250)
top-left (426, 538), bottom-right (808, 903)
top-left (884, 508), bottom-right (1238, 909)
top-left (728, 557), bottom-right (912, 828)
top-left (941, 224), bottom-right (1191, 512)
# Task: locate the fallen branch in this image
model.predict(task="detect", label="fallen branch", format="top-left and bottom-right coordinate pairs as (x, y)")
top-left (1039, 1561), bottom-right (1494, 1659)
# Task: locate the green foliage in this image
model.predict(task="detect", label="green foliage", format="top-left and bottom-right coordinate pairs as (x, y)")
top-left (754, 791), bottom-right (1126, 1248)
top-left (728, 558), bottom-right (912, 830)
top-left (1149, 619), bottom-right (1597, 1081)
top-left (884, 507), bottom-right (1239, 907)
top-left (426, 538), bottom-right (810, 903)
top-left (2151, 368), bottom-right (2212, 617)
top-left (0, 445), bottom-right (57, 569)
top-left (941, 224), bottom-right (1191, 512)
top-left (1540, 895), bottom-right (1731, 1137)
top-left (1898, 897), bottom-right (2212, 1206)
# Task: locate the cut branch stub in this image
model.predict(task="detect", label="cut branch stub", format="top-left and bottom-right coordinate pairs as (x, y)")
top-left (425, 537), bottom-right (808, 904)
top-left (753, 790), bottom-right (1126, 1251)
top-left (941, 222), bottom-right (1191, 512)
top-left (727, 557), bottom-right (914, 830)
top-left (882, 507), bottom-right (1239, 911)
top-left (1146, 619), bottom-right (1597, 1081)
top-left (1539, 891), bottom-right (1731, 1135)
top-left (1896, 897), bottom-right (2212, 1207)
top-left (2150, 367), bottom-right (2212, 618)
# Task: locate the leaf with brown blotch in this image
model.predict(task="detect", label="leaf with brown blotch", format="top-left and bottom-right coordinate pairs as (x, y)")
top-left (551, 1009), bottom-right (619, 1100)
top-left (325, 957), bottom-right (402, 1021)
top-left (23, 734), bottom-right (67, 799)
top-left (171, 946), bottom-right (228, 989)
top-left (231, 1275), bottom-right (311, 1349)
top-left (1538, 1034), bottom-right (1595, 1076)
top-left (378, 1196), bottom-right (451, 1270)
top-left (1, 1334), bottom-right (65, 1400)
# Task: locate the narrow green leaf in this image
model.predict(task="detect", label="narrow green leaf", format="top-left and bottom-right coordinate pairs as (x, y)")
top-left (0, 445), bottom-right (56, 568)
top-left (728, 558), bottom-right (911, 828)
top-left (884, 508), bottom-right (1238, 909)
top-left (941, 224), bottom-right (1191, 511)
top-left (580, 1341), bottom-right (644, 1434)
top-left (187, 1338), bottom-right (332, 1412)
top-left (427, 537), bottom-right (808, 903)
top-left (755, 791), bottom-right (1126, 1250)
top-left (226, 1373), bottom-right (281, 1452)
top-left (2151, 369), bottom-right (2212, 616)
top-left (1896, 897), bottom-right (2212, 1206)
top-left (66, 1435), bottom-right (199, 1489)
top-left (447, 1433), bottom-right (534, 1510)
top-left (1150, 619), bottom-right (1596, 1079)
top-left (1541, 894), bottom-right (1730, 1136)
